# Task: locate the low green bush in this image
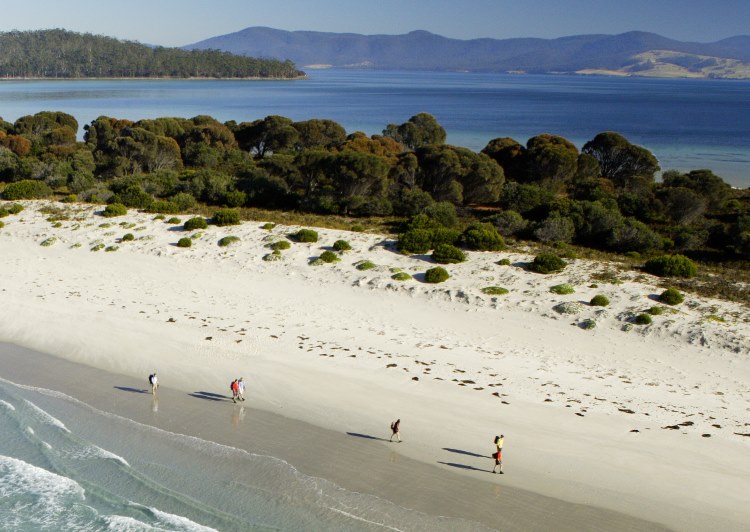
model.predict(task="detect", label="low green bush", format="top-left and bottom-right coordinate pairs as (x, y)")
top-left (177, 237), bottom-right (192, 248)
top-left (147, 200), bottom-right (180, 214)
top-left (644, 254), bottom-right (697, 278)
top-left (392, 272), bottom-right (412, 281)
top-left (40, 237), bottom-right (57, 247)
top-left (590, 295), bottom-right (610, 306)
top-left (462, 222), bottom-right (505, 251)
top-left (634, 313), bottom-right (653, 325)
top-left (648, 306), bottom-right (664, 315)
top-left (153, 214), bottom-right (166, 220)
top-left (166, 217), bottom-right (181, 224)
top-left (8, 204), bottom-right (24, 214)
top-left (482, 286), bottom-right (509, 295)
top-left (184, 217), bottom-right (208, 231)
top-left (2, 179), bottom-right (52, 200)
top-left (424, 266), bottom-right (450, 283)
top-left (0, 208), bottom-right (9, 218)
top-left (269, 240), bottom-right (291, 251)
top-left (333, 239), bottom-right (352, 252)
top-left (550, 283), bottom-right (575, 295)
top-left (497, 258), bottom-right (511, 266)
top-left (263, 251), bottom-right (283, 262)
top-left (261, 222), bottom-right (276, 231)
top-left (356, 260), bottom-right (377, 271)
top-left (218, 236), bottom-right (240, 247)
top-left (0, 221), bottom-right (4, 229)
top-left (102, 203), bottom-right (128, 218)
top-left (91, 243), bottom-right (104, 251)
top-left (291, 228), bottom-right (319, 243)
top-left (432, 243), bottom-right (466, 264)
top-left (658, 288), bottom-right (684, 305)
top-left (351, 223), bottom-right (365, 232)
top-left (213, 209), bottom-right (241, 226)
top-left (319, 250), bottom-right (340, 263)
top-left (105, 245), bottom-right (119, 252)
top-left (398, 228), bottom-right (432, 254)
top-left (529, 253), bottom-right (567, 274)
top-left (121, 233), bottom-right (135, 242)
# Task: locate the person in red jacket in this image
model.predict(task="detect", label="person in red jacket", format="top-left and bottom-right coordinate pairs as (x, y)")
top-left (231, 379), bottom-right (239, 403)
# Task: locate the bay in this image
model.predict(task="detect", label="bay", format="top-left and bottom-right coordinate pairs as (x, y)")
top-left (0, 70), bottom-right (748, 187)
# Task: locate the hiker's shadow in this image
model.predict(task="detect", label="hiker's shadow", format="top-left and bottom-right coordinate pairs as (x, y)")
top-left (443, 447), bottom-right (488, 458)
top-left (189, 391), bottom-right (232, 402)
top-left (438, 461), bottom-right (492, 473)
top-left (114, 386), bottom-right (149, 394)
top-left (346, 432), bottom-right (390, 442)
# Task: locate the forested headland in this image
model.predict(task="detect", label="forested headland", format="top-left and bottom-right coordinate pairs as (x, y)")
top-left (0, 29), bottom-right (304, 79)
top-left (1, 110), bottom-right (748, 300)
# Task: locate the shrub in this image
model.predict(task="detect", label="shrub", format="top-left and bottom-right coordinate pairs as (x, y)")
top-left (2, 179), bottom-right (52, 200)
top-left (590, 295), bottom-right (610, 307)
top-left (218, 236), bottom-right (240, 247)
top-left (166, 217), bottom-right (181, 224)
top-left (333, 239), bottom-right (352, 252)
top-left (177, 237), bottom-right (192, 248)
top-left (184, 217), bottom-right (208, 231)
top-left (105, 245), bottom-right (119, 252)
top-left (0, 221), bottom-right (4, 229)
top-left (213, 209), bottom-right (241, 226)
top-left (644, 254), bottom-right (697, 278)
top-left (432, 244), bottom-right (466, 264)
top-left (91, 243), bottom-right (104, 251)
top-left (550, 283), bottom-right (575, 295)
top-left (634, 313), bottom-right (653, 325)
top-left (261, 222), bottom-right (276, 231)
top-left (223, 190), bottom-right (247, 208)
top-left (319, 250), bottom-right (340, 263)
top-left (482, 286), bottom-right (509, 295)
top-left (351, 223), bottom-right (365, 232)
top-left (147, 200), bottom-right (180, 214)
top-left (424, 267), bottom-right (450, 283)
top-left (269, 240), bottom-right (291, 251)
top-left (122, 233), bottom-right (135, 242)
top-left (497, 258), bottom-right (511, 266)
top-left (0, 208), bottom-right (8, 218)
top-left (398, 228), bottom-right (432, 254)
top-left (40, 237), bottom-right (57, 247)
top-left (153, 214), bottom-right (165, 220)
top-left (528, 253), bottom-right (567, 274)
top-left (658, 288), bottom-right (684, 305)
top-left (170, 192), bottom-right (198, 212)
top-left (648, 306), bottom-right (664, 315)
top-left (263, 251), bottom-right (283, 262)
top-left (579, 319), bottom-right (596, 330)
top-left (356, 260), bottom-right (377, 271)
top-left (462, 222), bottom-right (505, 251)
top-left (102, 203), bottom-right (128, 218)
top-left (61, 194), bottom-right (77, 203)
top-left (291, 228), bottom-right (319, 243)
top-left (8, 204), bottom-right (24, 214)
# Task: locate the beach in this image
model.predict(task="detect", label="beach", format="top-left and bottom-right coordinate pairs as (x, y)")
top-left (1, 201), bottom-right (749, 530)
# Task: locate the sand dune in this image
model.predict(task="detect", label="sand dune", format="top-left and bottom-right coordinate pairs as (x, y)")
top-left (1, 200), bottom-right (748, 530)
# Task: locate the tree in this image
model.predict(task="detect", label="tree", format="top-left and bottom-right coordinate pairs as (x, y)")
top-left (481, 137), bottom-right (526, 182)
top-left (524, 134), bottom-right (579, 191)
top-left (452, 147), bottom-right (504, 204)
top-left (324, 150), bottom-right (390, 215)
top-left (235, 115), bottom-right (298, 159)
top-left (292, 119), bottom-right (346, 151)
top-left (661, 169), bottom-right (731, 211)
top-left (383, 113), bottom-right (446, 150)
top-left (582, 132), bottom-right (659, 187)
top-left (660, 186), bottom-right (706, 225)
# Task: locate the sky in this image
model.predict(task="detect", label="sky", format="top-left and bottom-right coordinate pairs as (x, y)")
top-left (1, 0), bottom-right (748, 46)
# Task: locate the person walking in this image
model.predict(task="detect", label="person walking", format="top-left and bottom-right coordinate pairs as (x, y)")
top-left (492, 435), bottom-right (505, 474)
top-left (231, 379), bottom-right (239, 403)
top-left (390, 418), bottom-right (401, 442)
top-left (237, 377), bottom-right (246, 402)
top-left (149, 372), bottom-right (158, 395)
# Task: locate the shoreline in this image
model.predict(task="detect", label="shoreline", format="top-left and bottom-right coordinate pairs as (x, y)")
top-left (0, 341), bottom-right (665, 531)
top-left (0, 200), bottom-right (748, 530)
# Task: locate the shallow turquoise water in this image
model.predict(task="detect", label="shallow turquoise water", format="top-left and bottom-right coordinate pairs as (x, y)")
top-left (0, 70), bottom-right (748, 186)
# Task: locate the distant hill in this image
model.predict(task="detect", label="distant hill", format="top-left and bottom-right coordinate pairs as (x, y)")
top-left (185, 27), bottom-right (750, 79)
top-left (0, 29), bottom-right (304, 79)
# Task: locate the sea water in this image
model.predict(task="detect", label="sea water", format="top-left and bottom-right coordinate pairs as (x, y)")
top-left (0, 377), bottom-right (491, 531)
top-left (0, 70), bottom-right (748, 187)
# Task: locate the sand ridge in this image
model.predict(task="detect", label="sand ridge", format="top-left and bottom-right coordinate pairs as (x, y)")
top-left (1, 200), bottom-right (749, 530)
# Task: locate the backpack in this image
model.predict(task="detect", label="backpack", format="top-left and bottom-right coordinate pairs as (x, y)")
top-left (230, 382), bottom-right (234, 391)
top-left (390, 421), bottom-right (395, 431)
top-left (148, 374), bottom-right (153, 384)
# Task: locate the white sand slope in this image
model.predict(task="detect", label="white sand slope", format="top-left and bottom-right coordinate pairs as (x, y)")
top-left (1, 200), bottom-right (749, 530)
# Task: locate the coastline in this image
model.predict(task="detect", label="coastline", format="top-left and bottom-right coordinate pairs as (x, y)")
top-left (0, 200), bottom-right (748, 530)
top-left (0, 342), bottom-right (664, 531)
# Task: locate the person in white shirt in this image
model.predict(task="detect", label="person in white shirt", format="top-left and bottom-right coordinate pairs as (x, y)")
top-left (149, 372), bottom-right (158, 394)
top-left (237, 377), bottom-right (246, 401)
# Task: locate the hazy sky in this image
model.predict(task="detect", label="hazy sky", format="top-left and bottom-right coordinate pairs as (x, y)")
top-left (1, 0), bottom-right (747, 46)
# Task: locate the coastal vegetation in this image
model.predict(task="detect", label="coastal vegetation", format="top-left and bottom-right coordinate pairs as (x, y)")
top-left (0, 29), bottom-right (303, 79)
top-left (1, 109), bottom-right (748, 303)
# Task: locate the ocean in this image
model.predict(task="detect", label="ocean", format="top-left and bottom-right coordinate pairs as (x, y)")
top-left (0, 70), bottom-right (748, 187)
top-left (0, 374), bottom-right (491, 531)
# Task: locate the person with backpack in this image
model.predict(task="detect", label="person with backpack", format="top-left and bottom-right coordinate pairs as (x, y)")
top-left (237, 377), bottom-right (246, 402)
top-left (389, 418), bottom-right (401, 442)
top-left (148, 372), bottom-right (158, 395)
top-left (492, 435), bottom-right (505, 474)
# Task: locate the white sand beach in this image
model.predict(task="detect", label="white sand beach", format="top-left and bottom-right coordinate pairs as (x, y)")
top-left (1, 200), bottom-right (749, 530)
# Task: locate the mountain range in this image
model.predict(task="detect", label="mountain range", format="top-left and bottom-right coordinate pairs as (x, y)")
top-left (186, 27), bottom-right (750, 79)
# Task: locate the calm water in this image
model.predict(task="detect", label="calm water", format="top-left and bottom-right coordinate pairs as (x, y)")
top-left (0, 375), bottom-right (488, 531)
top-left (0, 70), bottom-right (748, 187)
